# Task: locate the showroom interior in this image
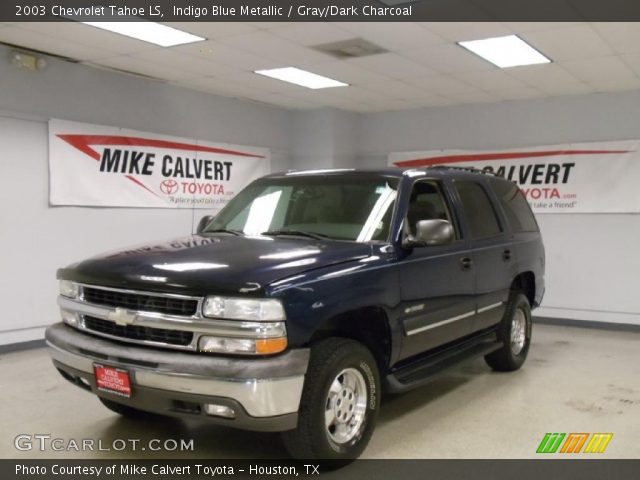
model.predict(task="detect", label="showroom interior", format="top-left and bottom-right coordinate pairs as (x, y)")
top-left (0, 21), bottom-right (639, 459)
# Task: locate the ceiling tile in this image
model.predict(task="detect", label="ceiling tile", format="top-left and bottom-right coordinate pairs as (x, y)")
top-left (593, 23), bottom-right (640, 55)
top-left (88, 56), bottom-right (200, 82)
top-left (405, 75), bottom-right (479, 96)
top-left (503, 22), bottom-right (584, 33)
top-left (359, 80), bottom-right (436, 101)
top-left (493, 86), bottom-right (546, 101)
top-left (587, 76), bottom-right (640, 92)
top-left (620, 53), bottom-right (640, 76)
top-left (506, 63), bottom-right (580, 89)
top-left (164, 22), bottom-right (258, 39)
top-left (129, 49), bottom-right (238, 77)
top-left (217, 31), bottom-right (333, 64)
top-left (171, 40), bottom-right (279, 71)
top-left (421, 22), bottom-right (511, 42)
top-left (441, 89), bottom-right (499, 104)
top-left (299, 60), bottom-right (392, 86)
top-left (454, 69), bottom-right (527, 91)
top-left (0, 25), bottom-right (113, 61)
top-left (269, 23), bottom-right (354, 46)
top-left (521, 24), bottom-right (614, 62)
top-left (402, 43), bottom-right (495, 74)
top-left (536, 82), bottom-right (593, 96)
top-left (338, 22), bottom-right (445, 51)
top-left (560, 55), bottom-right (637, 84)
top-left (347, 52), bottom-right (437, 79)
top-left (18, 23), bottom-right (159, 56)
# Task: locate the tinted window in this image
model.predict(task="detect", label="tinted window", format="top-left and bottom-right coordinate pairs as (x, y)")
top-left (454, 181), bottom-right (502, 239)
top-left (491, 179), bottom-right (539, 232)
top-left (406, 181), bottom-right (454, 236)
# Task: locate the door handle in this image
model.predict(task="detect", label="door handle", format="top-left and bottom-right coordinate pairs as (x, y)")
top-left (460, 257), bottom-right (473, 270)
top-left (503, 249), bottom-right (512, 261)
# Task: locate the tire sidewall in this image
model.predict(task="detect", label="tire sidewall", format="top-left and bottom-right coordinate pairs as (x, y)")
top-left (312, 342), bottom-right (380, 459)
top-left (506, 293), bottom-right (532, 367)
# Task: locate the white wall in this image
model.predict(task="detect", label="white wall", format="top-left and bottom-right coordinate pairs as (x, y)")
top-left (0, 45), bottom-right (292, 345)
top-left (357, 91), bottom-right (640, 326)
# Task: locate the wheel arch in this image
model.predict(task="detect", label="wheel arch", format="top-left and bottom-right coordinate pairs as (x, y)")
top-left (511, 271), bottom-right (536, 306)
top-left (306, 306), bottom-right (392, 374)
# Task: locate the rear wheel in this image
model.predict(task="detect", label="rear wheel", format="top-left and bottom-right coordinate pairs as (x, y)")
top-left (281, 338), bottom-right (380, 461)
top-left (485, 292), bottom-right (532, 372)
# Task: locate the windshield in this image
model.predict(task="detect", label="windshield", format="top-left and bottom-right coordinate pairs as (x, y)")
top-left (203, 174), bottom-right (399, 242)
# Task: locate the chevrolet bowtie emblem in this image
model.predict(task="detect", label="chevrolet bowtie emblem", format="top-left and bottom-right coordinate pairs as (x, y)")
top-left (108, 307), bottom-right (137, 326)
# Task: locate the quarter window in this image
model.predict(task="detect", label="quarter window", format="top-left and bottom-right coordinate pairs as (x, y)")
top-left (491, 179), bottom-right (539, 233)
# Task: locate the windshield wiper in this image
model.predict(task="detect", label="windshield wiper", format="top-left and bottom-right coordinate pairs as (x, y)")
top-left (261, 229), bottom-right (330, 240)
top-left (203, 228), bottom-right (244, 236)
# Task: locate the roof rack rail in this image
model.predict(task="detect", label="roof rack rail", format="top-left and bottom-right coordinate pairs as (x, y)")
top-left (428, 165), bottom-right (498, 176)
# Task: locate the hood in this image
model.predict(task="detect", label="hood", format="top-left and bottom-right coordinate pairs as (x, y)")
top-left (58, 234), bottom-right (372, 296)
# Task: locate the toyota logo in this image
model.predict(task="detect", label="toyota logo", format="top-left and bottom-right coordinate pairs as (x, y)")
top-left (160, 179), bottom-right (178, 195)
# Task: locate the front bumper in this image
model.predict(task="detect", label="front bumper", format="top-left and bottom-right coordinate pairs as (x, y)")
top-left (45, 323), bottom-right (309, 431)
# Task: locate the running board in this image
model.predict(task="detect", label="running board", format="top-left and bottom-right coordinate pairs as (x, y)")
top-left (385, 331), bottom-right (502, 394)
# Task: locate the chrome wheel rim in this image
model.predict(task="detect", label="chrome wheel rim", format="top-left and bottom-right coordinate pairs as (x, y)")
top-left (511, 308), bottom-right (527, 355)
top-left (325, 368), bottom-right (367, 445)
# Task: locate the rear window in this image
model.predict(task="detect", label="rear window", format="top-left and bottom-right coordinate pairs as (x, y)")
top-left (491, 179), bottom-right (539, 233)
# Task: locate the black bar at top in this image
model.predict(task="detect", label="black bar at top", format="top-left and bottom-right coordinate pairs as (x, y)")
top-left (3, 0), bottom-right (640, 22)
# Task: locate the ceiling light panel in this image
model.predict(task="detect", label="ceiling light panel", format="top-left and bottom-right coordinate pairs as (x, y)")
top-left (254, 67), bottom-right (348, 89)
top-left (458, 35), bottom-right (551, 68)
top-left (82, 22), bottom-right (205, 47)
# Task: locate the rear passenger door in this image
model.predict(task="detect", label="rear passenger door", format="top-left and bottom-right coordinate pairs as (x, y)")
top-left (452, 180), bottom-right (513, 332)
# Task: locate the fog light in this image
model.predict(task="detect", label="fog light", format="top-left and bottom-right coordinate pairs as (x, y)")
top-left (199, 336), bottom-right (256, 354)
top-left (198, 336), bottom-right (288, 355)
top-left (204, 403), bottom-right (235, 418)
top-left (78, 377), bottom-right (91, 387)
top-left (61, 309), bottom-right (79, 327)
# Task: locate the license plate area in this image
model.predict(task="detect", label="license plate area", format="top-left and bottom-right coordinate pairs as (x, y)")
top-left (93, 364), bottom-right (132, 398)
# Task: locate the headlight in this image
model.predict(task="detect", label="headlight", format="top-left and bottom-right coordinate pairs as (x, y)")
top-left (202, 296), bottom-right (285, 321)
top-left (59, 280), bottom-right (79, 299)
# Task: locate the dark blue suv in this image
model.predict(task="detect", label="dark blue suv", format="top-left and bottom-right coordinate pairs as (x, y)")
top-left (47, 167), bottom-right (545, 461)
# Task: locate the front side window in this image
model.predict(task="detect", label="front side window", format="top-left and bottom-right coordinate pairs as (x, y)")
top-left (405, 181), bottom-right (455, 236)
top-left (454, 181), bottom-right (502, 239)
top-left (204, 175), bottom-right (399, 242)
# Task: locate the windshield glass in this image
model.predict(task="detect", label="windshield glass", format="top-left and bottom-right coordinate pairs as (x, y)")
top-left (204, 174), bottom-right (399, 242)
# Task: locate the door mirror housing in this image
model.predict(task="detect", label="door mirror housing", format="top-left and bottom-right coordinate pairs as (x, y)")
top-left (196, 215), bottom-right (214, 234)
top-left (404, 219), bottom-right (454, 248)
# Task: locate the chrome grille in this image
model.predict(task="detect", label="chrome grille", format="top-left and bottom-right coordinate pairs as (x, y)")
top-left (83, 287), bottom-right (198, 316)
top-left (83, 316), bottom-right (194, 347)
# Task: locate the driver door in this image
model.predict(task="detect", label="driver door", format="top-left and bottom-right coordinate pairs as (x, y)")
top-left (396, 180), bottom-right (476, 361)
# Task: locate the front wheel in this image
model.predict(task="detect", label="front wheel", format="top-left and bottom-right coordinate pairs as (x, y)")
top-left (281, 338), bottom-right (380, 461)
top-left (485, 292), bottom-right (532, 372)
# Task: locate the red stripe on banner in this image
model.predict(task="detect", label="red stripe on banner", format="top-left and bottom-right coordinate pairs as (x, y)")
top-left (393, 149), bottom-right (632, 167)
top-left (56, 134), bottom-right (265, 159)
top-left (125, 175), bottom-right (160, 198)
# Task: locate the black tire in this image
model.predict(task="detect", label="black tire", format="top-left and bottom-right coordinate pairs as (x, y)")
top-left (281, 338), bottom-right (380, 461)
top-left (485, 292), bottom-right (532, 372)
top-left (99, 397), bottom-right (154, 419)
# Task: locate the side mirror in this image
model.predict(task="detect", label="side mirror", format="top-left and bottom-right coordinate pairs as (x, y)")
top-left (404, 219), bottom-right (454, 248)
top-left (196, 215), bottom-right (214, 234)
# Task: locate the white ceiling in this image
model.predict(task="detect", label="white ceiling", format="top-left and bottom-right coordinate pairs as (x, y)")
top-left (2, 21), bottom-right (640, 112)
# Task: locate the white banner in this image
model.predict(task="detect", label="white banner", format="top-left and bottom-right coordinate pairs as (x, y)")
top-left (389, 140), bottom-right (640, 213)
top-left (49, 119), bottom-right (270, 210)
